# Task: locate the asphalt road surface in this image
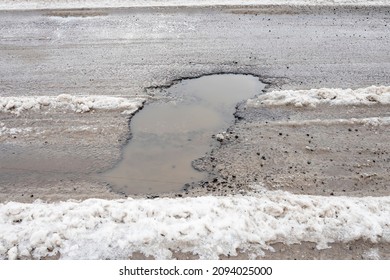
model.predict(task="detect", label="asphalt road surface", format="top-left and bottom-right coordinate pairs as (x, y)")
top-left (0, 4), bottom-right (389, 259)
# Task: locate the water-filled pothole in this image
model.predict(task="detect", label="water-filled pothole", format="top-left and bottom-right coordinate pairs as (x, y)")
top-left (102, 74), bottom-right (265, 195)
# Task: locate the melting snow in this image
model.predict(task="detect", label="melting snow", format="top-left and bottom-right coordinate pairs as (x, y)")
top-left (0, 123), bottom-right (33, 136)
top-left (1, 186), bottom-right (389, 260)
top-left (270, 117), bottom-right (390, 127)
top-left (247, 86), bottom-right (390, 108)
top-left (0, 95), bottom-right (145, 116)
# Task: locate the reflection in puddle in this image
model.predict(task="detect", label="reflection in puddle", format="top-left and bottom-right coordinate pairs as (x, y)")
top-left (102, 74), bottom-right (265, 194)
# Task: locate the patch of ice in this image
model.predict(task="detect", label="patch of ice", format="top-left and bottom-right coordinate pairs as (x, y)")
top-left (0, 123), bottom-right (33, 136)
top-left (0, 1), bottom-right (388, 10)
top-left (1, 186), bottom-right (390, 260)
top-left (247, 86), bottom-right (390, 108)
top-left (0, 95), bottom-right (145, 116)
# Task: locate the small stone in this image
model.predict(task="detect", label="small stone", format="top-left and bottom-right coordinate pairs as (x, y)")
top-left (216, 133), bottom-right (224, 141)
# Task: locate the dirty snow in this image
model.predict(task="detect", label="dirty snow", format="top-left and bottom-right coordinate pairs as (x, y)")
top-left (1, 186), bottom-right (390, 260)
top-left (270, 116), bottom-right (390, 127)
top-left (0, 0), bottom-right (389, 10)
top-left (0, 95), bottom-right (145, 116)
top-left (247, 86), bottom-right (390, 108)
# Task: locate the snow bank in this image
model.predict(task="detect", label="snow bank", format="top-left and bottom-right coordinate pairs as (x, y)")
top-left (247, 86), bottom-right (390, 108)
top-left (0, 0), bottom-right (388, 11)
top-left (271, 116), bottom-right (390, 126)
top-left (0, 95), bottom-right (145, 115)
top-left (1, 186), bottom-right (390, 260)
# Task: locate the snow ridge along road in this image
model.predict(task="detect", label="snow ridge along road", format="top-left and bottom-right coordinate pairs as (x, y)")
top-left (0, 95), bottom-right (145, 115)
top-left (1, 186), bottom-right (390, 260)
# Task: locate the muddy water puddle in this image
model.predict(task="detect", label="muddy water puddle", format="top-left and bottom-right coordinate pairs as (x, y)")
top-left (102, 74), bottom-right (265, 194)
top-left (0, 74), bottom-right (264, 196)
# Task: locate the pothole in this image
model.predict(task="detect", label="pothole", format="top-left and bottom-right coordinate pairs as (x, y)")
top-left (101, 74), bottom-right (265, 195)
